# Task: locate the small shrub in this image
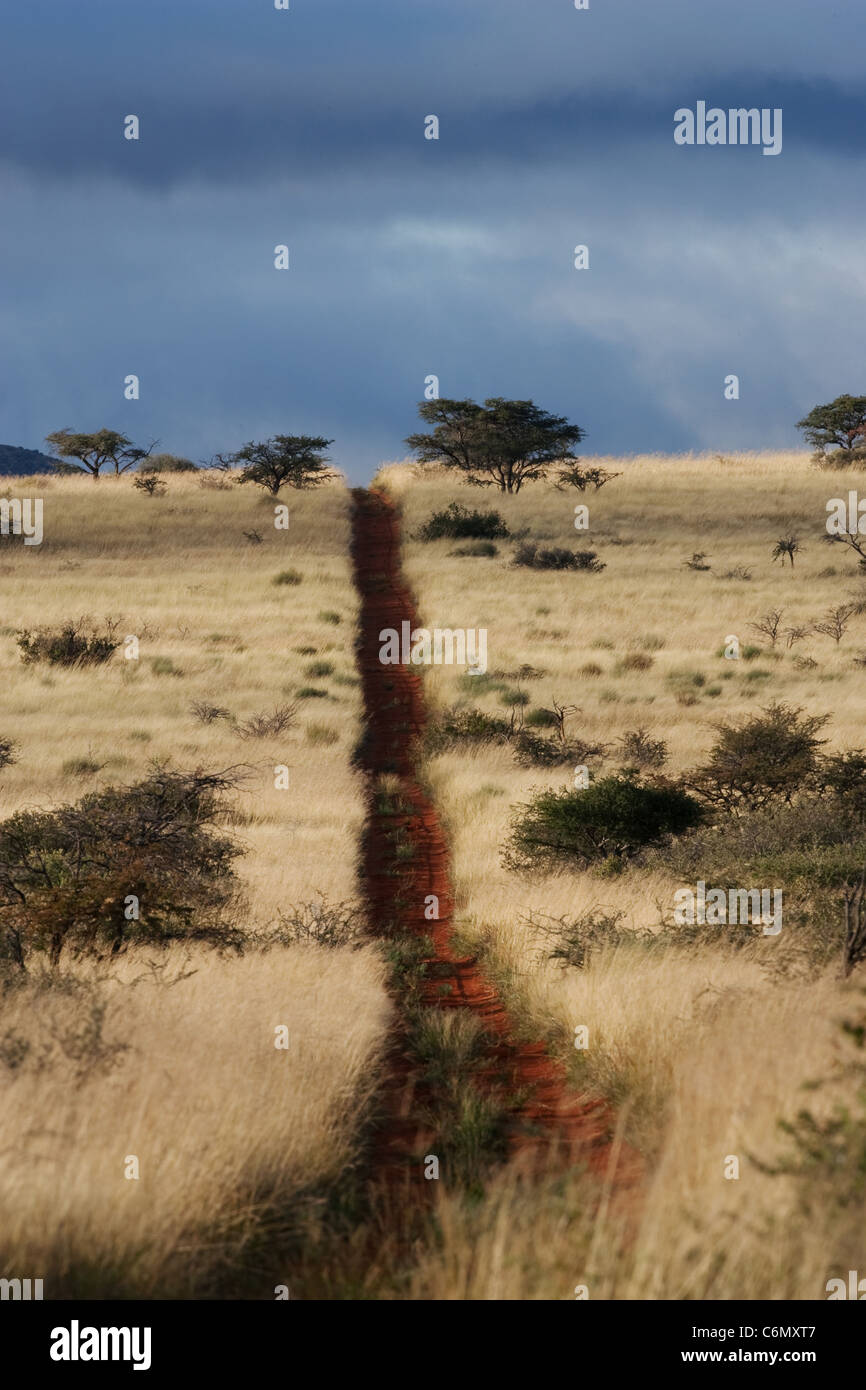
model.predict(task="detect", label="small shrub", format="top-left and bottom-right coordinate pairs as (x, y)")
top-left (0, 738), bottom-right (17, 771)
top-left (553, 463), bottom-right (621, 492)
top-left (427, 707), bottom-right (515, 752)
top-left (190, 700), bottom-right (232, 725)
top-left (617, 728), bottom-right (667, 769)
top-left (615, 652), bottom-right (653, 673)
top-left (513, 541), bottom-right (604, 572)
top-left (318, 610), bottom-right (341, 624)
top-left (417, 502), bottom-right (510, 542)
top-left (263, 895), bottom-right (364, 949)
top-left (684, 552), bottom-right (711, 571)
top-left (242, 529), bottom-right (264, 545)
top-left (530, 908), bottom-right (634, 969)
top-left (17, 622), bottom-right (119, 668)
top-left (296, 686), bottom-right (329, 700)
top-left (504, 774), bottom-right (703, 870)
top-left (235, 704), bottom-right (297, 738)
top-left (513, 730), bottom-right (606, 768)
top-left (274, 569), bottom-right (302, 586)
top-left (771, 535), bottom-right (801, 567)
top-left (305, 660), bottom-right (334, 678)
top-left (133, 475), bottom-right (167, 497)
top-left (499, 688), bottom-right (529, 707)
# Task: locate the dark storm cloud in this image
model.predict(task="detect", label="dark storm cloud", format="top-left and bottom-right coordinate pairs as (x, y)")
top-left (1, 0), bottom-right (864, 478)
top-left (1, 0), bottom-right (864, 185)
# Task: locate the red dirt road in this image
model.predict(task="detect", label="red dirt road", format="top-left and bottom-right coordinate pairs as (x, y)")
top-left (351, 487), bottom-right (633, 1187)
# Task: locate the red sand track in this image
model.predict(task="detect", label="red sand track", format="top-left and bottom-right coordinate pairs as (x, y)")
top-left (351, 487), bottom-right (632, 1187)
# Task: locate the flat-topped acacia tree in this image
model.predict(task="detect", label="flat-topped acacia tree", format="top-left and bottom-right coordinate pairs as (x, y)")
top-left (797, 395), bottom-right (866, 461)
top-left (226, 435), bottom-right (336, 494)
top-left (406, 397), bottom-right (585, 494)
top-left (45, 428), bottom-right (152, 479)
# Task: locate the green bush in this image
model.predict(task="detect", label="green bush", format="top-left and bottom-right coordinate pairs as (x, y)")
top-left (417, 502), bottom-right (510, 541)
top-left (651, 796), bottom-right (866, 890)
top-left (512, 730), bottom-right (604, 768)
top-left (512, 541), bottom-right (604, 572)
top-left (273, 569), bottom-right (302, 586)
top-left (17, 622), bottom-right (119, 668)
top-left (817, 750), bottom-right (866, 817)
top-left (505, 774), bottom-right (703, 871)
top-left (686, 702), bottom-right (828, 813)
top-left (426, 706), bottom-right (515, 752)
top-left (0, 768), bottom-right (243, 969)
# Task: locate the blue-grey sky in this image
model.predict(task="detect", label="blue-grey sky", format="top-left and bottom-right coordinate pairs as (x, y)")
top-left (1, 0), bottom-right (864, 479)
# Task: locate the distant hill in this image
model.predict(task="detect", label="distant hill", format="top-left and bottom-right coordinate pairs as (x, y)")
top-left (0, 444), bottom-right (65, 476)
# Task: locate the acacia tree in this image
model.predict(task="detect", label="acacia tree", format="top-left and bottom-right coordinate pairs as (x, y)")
top-left (406, 397), bottom-right (585, 494)
top-left (797, 395), bottom-right (866, 460)
top-left (45, 428), bottom-right (152, 479)
top-left (228, 435), bottom-right (335, 494)
top-left (685, 703), bottom-right (828, 814)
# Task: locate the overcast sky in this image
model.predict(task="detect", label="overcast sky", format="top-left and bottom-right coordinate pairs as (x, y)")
top-left (1, 0), bottom-right (864, 479)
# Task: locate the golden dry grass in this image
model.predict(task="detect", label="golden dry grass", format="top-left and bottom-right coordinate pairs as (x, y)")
top-left (0, 470), bottom-right (391, 1295)
top-left (0, 470), bottom-right (365, 916)
top-left (379, 451), bottom-right (866, 1299)
top-left (0, 947), bottom-right (390, 1295)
